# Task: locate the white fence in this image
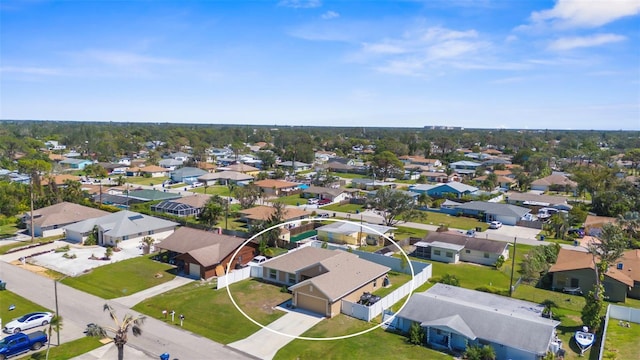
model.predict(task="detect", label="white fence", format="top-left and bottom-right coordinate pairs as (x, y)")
top-left (341, 266), bottom-right (431, 322)
top-left (216, 266), bottom-right (258, 289)
top-left (598, 304), bottom-right (640, 360)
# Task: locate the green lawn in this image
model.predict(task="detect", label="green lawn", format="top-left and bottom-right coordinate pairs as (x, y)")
top-left (273, 194), bottom-right (306, 206)
top-left (0, 222), bottom-right (19, 239)
top-left (125, 176), bottom-right (169, 186)
top-left (190, 185), bottom-right (234, 197)
top-left (22, 337), bottom-right (104, 360)
top-left (0, 239), bottom-right (56, 255)
top-left (0, 291), bottom-right (52, 325)
top-left (394, 225), bottom-right (428, 241)
top-left (322, 203), bottom-right (364, 213)
top-left (411, 211), bottom-right (491, 232)
top-left (133, 279), bottom-right (290, 344)
top-left (61, 255), bottom-right (176, 299)
top-left (274, 315), bottom-right (451, 360)
top-left (373, 271), bottom-right (412, 298)
top-left (331, 172), bottom-right (369, 179)
top-left (602, 318), bottom-right (640, 360)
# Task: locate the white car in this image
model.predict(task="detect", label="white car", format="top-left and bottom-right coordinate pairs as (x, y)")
top-left (249, 256), bottom-right (267, 266)
top-left (4, 312), bottom-right (53, 334)
top-left (307, 198), bottom-right (319, 205)
top-left (489, 221), bottom-right (503, 229)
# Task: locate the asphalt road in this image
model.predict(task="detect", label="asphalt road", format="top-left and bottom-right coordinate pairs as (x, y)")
top-left (0, 262), bottom-right (251, 359)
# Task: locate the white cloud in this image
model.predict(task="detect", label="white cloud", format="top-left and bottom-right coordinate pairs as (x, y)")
top-left (548, 33), bottom-right (626, 50)
top-left (74, 50), bottom-right (181, 67)
top-left (321, 10), bottom-right (339, 20)
top-left (278, 0), bottom-right (321, 9)
top-left (528, 0), bottom-right (640, 29)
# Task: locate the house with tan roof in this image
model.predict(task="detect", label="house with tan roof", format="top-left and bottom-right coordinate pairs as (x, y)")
top-left (253, 179), bottom-right (300, 196)
top-left (505, 192), bottom-right (570, 210)
top-left (23, 202), bottom-right (110, 238)
top-left (151, 194), bottom-right (212, 217)
top-left (316, 221), bottom-right (395, 246)
top-left (261, 247), bottom-right (390, 317)
top-left (139, 165), bottom-right (169, 178)
top-left (474, 175), bottom-right (515, 190)
top-left (156, 227), bottom-right (255, 279)
top-left (41, 174), bottom-right (82, 186)
top-left (302, 186), bottom-right (349, 202)
top-left (548, 248), bottom-right (640, 302)
top-left (219, 163), bottom-right (260, 175)
top-left (238, 205), bottom-right (309, 226)
top-left (197, 170), bottom-right (254, 186)
top-left (531, 173), bottom-right (577, 193)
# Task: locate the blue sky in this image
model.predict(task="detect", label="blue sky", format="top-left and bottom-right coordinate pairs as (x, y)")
top-left (1, 0), bottom-right (639, 130)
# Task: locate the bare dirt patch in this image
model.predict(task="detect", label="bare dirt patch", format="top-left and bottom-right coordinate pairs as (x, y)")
top-left (11, 260), bottom-right (58, 279)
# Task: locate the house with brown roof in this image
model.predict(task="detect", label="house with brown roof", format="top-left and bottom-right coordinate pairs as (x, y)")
top-left (531, 173), bottom-right (577, 193)
top-left (238, 205), bottom-right (309, 227)
top-left (139, 165), bottom-right (169, 178)
top-left (253, 179), bottom-right (300, 196)
top-left (302, 186), bottom-right (349, 202)
top-left (156, 227), bottom-right (254, 279)
top-left (23, 202), bottom-right (110, 238)
top-left (419, 171), bottom-right (452, 183)
top-left (197, 170), bottom-right (254, 186)
top-left (41, 174), bottom-right (82, 186)
top-left (220, 163), bottom-right (260, 176)
top-left (261, 247), bottom-right (390, 317)
top-left (548, 248), bottom-right (640, 302)
top-left (412, 232), bottom-right (509, 266)
top-left (474, 175), bottom-right (515, 190)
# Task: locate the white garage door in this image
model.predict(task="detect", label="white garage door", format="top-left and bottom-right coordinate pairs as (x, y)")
top-left (189, 263), bottom-right (201, 278)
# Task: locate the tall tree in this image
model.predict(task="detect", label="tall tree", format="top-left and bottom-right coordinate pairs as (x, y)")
top-left (199, 196), bottom-right (226, 229)
top-left (370, 151), bottom-right (404, 180)
top-left (85, 304), bottom-right (146, 360)
top-left (367, 187), bottom-right (420, 226)
top-left (234, 184), bottom-right (261, 209)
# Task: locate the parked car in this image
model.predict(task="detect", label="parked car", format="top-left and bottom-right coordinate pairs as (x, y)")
top-left (318, 199), bottom-right (332, 205)
top-left (0, 330), bottom-right (48, 358)
top-left (489, 221), bottom-right (503, 229)
top-left (249, 256), bottom-right (267, 266)
top-left (568, 228), bottom-right (585, 238)
top-left (3, 312), bottom-right (53, 334)
top-left (307, 198), bottom-right (319, 205)
top-left (465, 229), bottom-right (477, 237)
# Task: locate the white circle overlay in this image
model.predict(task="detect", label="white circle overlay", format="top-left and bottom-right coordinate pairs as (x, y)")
top-left (225, 217), bottom-right (415, 341)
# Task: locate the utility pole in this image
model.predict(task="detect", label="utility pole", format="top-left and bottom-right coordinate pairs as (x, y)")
top-left (509, 236), bottom-right (518, 297)
top-left (54, 279), bottom-right (60, 345)
top-left (30, 179), bottom-right (34, 242)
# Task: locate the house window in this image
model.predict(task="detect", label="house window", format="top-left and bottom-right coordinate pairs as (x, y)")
top-left (571, 278), bottom-right (579, 288)
top-left (288, 273), bottom-right (296, 284)
top-left (446, 252), bottom-right (453, 258)
top-left (268, 269), bottom-right (277, 280)
top-left (465, 250), bottom-right (470, 254)
top-left (123, 236), bottom-right (129, 241)
top-left (483, 252), bottom-right (489, 258)
top-left (434, 250), bottom-right (441, 256)
top-left (373, 279), bottom-right (377, 288)
top-left (148, 230), bottom-right (154, 235)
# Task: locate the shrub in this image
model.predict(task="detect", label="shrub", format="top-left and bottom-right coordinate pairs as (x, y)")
top-left (494, 255), bottom-right (505, 269)
top-left (408, 322), bottom-right (424, 345)
top-left (439, 273), bottom-right (460, 286)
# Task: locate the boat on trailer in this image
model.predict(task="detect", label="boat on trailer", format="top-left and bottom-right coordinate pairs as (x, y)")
top-left (574, 326), bottom-right (595, 355)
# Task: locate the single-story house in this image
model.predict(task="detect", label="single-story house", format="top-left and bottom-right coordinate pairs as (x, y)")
top-left (253, 179), bottom-right (300, 196)
top-left (262, 247), bottom-right (390, 317)
top-left (395, 284), bottom-right (561, 360)
top-left (59, 158), bottom-right (93, 170)
top-left (277, 161), bottom-right (312, 172)
top-left (218, 163), bottom-right (260, 175)
top-left (170, 167), bottom-right (208, 184)
top-left (23, 202), bottom-right (110, 238)
top-left (399, 155), bottom-right (442, 169)
top-left (531, 173), bottom-right (577, 194)
top-left (319, 161), bottom-right (358, 173)
top-left (197, 170), bottom-right (254, 186)
top-left (418, 171), bottom-right (452, 183)
top-left (409, 182), bottom-right (478, 199)
top-left (448, 160), bottom-right (482, 175)
top-left (127, 189), bottom-right (182, 202)
top-left (40, 174), bottom-right (82, 186)
top-left (156, 227), bottom-right (254, 279)
top-left (474, 175), bottom-right (515, 190)
top-left (166, 151), bottom-right (191, 162)
top-left (151, 194), bottom-right (211, 217)
top-left (64, 210), bottom-right (178, 246)
top-left (444, 201), bottom-right (530, 226)
top-left (238, 205), bottom-right (310, 228)
top-left (548, 248), bottom-right (640, 302)
top-left (97, 162), bottom-right (129, 175)
top-left (316, 221), bottom-right (395, 246)
top-left (350, 178), bottom-right (397, 191)
top-left (139, 165), bottom-right (169, 178)
top-left (412, 232), bottom-right (509, 266)
top-left (302, 186), bottom-right (349, 202)
top-left (159, 158), bottom-right (183, 170)
top-left (505, 192), bottom-right (571, 210)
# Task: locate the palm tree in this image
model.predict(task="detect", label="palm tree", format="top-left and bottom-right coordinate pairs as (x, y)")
top-left (45, 315), bottom-right (63, 360)
top-left (139, 236), bottom-right (155, 255)
top-left (85, 304), bottom-right (146, 360)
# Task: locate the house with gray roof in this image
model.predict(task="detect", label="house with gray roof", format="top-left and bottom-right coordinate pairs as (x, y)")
top-left (302, 186), bottom-right (349, 202)
top-left (23, 202), bottom-right (110, 238)
top-left (505, 192), bottom-right (571, 210)
top-left (197, 170), bottom-right (254, 186)
top-left (448, 160), bottom-right (482, 175)
top-left (170, 167), bottom-right (207, 184)
top-left (412, 231), bottom-right (509, 266)
top-left (445, 201), bottom-right (530, 226)
top-left (159, 158), bottom-right (184, 170)
top-left (262, 247), bottom-right (390, 317)
top-left (316, 221), bottom-right (395, 246)
top-left (64, 210), bottom-right (178, 246)
top-left (395, 284), bottom-right (561, 360)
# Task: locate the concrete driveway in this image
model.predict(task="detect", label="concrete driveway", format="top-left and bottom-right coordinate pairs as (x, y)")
top-left (228, 309), bottom-right (324, 360)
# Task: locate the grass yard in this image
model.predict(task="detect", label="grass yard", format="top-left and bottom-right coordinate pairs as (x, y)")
top-left (61, 255), bottom-right (176, 299)
top-left (411, 211), bottom-right (490, 232)
top-left (0, 239), bottom-right (55, 255)
top-left (133, 279), bottom-right (290, 344)
top-left (274, 314), bottom-right (451, 360)
top-left (322, 203), bottom-right (364, 213)
top-left (125, 176), bottom-right (169, 186)
top-left (190, 185), bottom-right (234, 197)
top-left (23, 337), bottom-right (104, 360)
top-left (331, 172), bottom-right (369, 179)
top-left (373, 271), bottom-right (412, 298)
top-left (602, 318), bottom-right (640, 360)
top-left (274, 194), bottom-right (307, 206)
top-left (394, 225), bottom-right (428, 241)
top-left (0, 291), bottom-right (51, 325)
top-left (0, 222), bottom-right (19, 239)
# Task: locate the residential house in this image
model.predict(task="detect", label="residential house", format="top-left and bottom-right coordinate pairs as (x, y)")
top-left (474, 175), bottom-right (515, 190)
top-left (409, 182), bottom-right (478, 199)
top-left (97, 162), bottom-right (129, 175)
top-left (23, 202), bottom-right (109, 238)
top-left (531, 173), bottom-right (578, 193)
top-left (238, 205), bottom-right (310, 229)
top-left (302, 186), bottom-right (349, 203)
top-left (277, 161), bottom-right (311, 172)
top-left (549, 248), bottom-right (640, 302)
top-left (196, 161), bottom-right (216, 172)
top-left (170, 167), bottom-right (207, 184)
top-left (253, 179), bottom-right (300, 196)
top-left (41, 174), bottom-right (82, 186)
top-left (64, 210), bottom-right (178, 246)
top-left (151, 194), bottom-right (212, 217)
top-left (159, 158), bottom-right (184, 171)
top-left (316, 221), bottom-right (395, 246)
top-left (350, 178), bottom-right (397, 191)
top-left (197, 171), bottom-right (254, 186)
top-left (505, 192), bottom-right (571, 211)
top-left (220, 163), bottom-right (260, 176)
top-left (156, 227), bottom-right (254, 279)
top-left (418, 171), bottom-right (451, 183)
top-left (443, 201), bottom-right (530, 226)
top-left (59, 158), bottom-right (93, 170)
top-left (583, 215), bottom-right (617, 237)
top-left (139, 165), bottom-right (169, 178)
top-left (482, 157), bottom-right (512, 168)
top-left (166, 151), bottom-right (191, 162)
top-left (399, 155), bottom-right (442, 169)
top-left (262, 247), bottom-right (390, 317)
top-left (320, 161), bottom-right (357, 173)
top-left (412, 232), bottom-right (509, 266)
top-left (395, 284), bottom-right (560, 360)
top-left (448, 160), bottom-right (482, 175)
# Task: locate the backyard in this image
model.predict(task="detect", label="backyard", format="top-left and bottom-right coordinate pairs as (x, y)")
top-left (61, 255), bottom-right (176, 299)
top-left (133, 279), bottom-right (291, 344)
top-left (25, 337), bottom-right (103, 360)
top-left (124, 176), bottom-right (169, 186)
top-left (602, 318), bottom-right (640, 360)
